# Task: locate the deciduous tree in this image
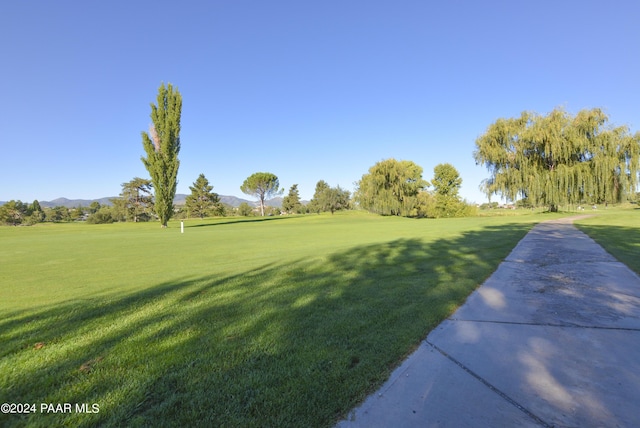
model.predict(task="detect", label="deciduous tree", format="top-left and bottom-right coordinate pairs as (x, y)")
top-left (0, 200), bottom-right (28, 225)
top-left (309, 181), bottom-right (350, 214)
top-left (355, 159), bottom-right (427, 216)
top-left (141, 83), bottom-right (182, 227)
top-left (431, 163), bottom-right (462, 198)
top-left (237, 202), bottom-right (254, 217)
top-left (474, 108), bottom-right (640, 211)
top-left (430, 163), bottom-right (469, 217)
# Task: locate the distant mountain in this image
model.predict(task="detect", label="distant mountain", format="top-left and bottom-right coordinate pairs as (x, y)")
top-left (0, 195), bottom-right (284, 209)
top-left (220, 195), bottom-right (252, 207)
top-left (39, 197), bottom-right (115, 208)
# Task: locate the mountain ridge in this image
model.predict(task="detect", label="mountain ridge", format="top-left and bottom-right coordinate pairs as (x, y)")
top-left (0, 195), bottom-right (287, 209)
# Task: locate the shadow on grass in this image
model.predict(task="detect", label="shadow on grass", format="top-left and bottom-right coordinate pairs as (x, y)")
top-left (0, 222), bottom-right (534, 427)
top-left (184, 216), bottom-right (293, 228)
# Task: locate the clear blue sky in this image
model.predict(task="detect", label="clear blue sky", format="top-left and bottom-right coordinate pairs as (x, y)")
top-left (1, 0), bottom-right (638, 203)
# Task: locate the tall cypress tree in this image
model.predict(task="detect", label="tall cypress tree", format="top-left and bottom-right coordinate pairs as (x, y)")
top-left (141, 83), bottom-right (182, 227)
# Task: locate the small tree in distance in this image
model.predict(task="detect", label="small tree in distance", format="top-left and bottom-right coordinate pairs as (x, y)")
top-left (240, 172), bottom-right (282, 216)
top-left (309, 180), bottom-right (350, 214)
top-left (282, 184), bottom-right (303, 214)
top-left (186, 173), bottom-right (220, 218)
top-left (355, 159), bottom-right (427, 216)
top-left (237, 202), bottom-right (254, 217)
top-left (119, 177), bottom-right (154, 222)
top-left (431, 163), bottom-right (462, 198)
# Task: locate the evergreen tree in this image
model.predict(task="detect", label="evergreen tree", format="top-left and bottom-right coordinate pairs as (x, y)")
top-left (120, 177), bottom-right (154, 222)
top-left (141, 83), bottom-right (182, 227)
top-left (282, 184), bottom-right (302, 214)
top-left (185, 173), bottom-right (220, 218)
top-left (474, 108), bottom-right (640, 211)
top-left (308, 180), bottom-right (330, 213)
top-left (240, 172), bottom-right (282, 216)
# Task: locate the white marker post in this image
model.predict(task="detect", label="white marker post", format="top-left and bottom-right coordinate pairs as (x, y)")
top-left (181, 221), bottom-right (184, 234)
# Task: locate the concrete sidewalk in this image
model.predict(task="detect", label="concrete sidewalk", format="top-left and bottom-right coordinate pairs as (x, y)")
top-left (337, 217), bottom-right (640, 427)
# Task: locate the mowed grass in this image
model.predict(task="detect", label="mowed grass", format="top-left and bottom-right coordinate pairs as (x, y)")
top-left (574, 205), bottom-right (640, 274)
top-left (1, 211), bottom-right (562, 427)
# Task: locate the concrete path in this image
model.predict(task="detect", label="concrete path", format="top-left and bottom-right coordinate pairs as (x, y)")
top-left (337, 216), bottom-right (640, 427)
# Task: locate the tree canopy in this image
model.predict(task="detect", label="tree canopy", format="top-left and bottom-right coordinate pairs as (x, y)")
top-left (474, 108), bottom-right (640, 211)
top-left (240, 172), bottom-right (282, 216)
top-left (355, 159), bottom-right (427, 216)
top-left (141, 83), bottom-right (182, 227)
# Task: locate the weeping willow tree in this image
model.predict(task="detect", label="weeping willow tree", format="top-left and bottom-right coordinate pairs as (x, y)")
top-left (474, 108), bottom-right (640, 211)
top-left (141, 83), bottom-right (182, 227)
top-left (355, 158), bottom-right (428, 216)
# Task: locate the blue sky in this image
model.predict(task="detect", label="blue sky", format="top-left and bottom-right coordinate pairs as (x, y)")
top-left (1, 0), bottom-right (638, 203)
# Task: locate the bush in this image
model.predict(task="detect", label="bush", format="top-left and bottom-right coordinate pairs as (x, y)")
top-left (237, 202), bottom-right (254, 217)
top-left (86, 208), bottom-right (115, 224)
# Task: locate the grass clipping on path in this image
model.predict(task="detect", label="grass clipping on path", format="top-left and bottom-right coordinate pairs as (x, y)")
top-left (0, 213), bottom-right (539, 427)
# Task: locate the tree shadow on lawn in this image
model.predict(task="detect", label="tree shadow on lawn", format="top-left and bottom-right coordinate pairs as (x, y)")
top-left (1, 222), bottom-right (534, 427)
top-left (184, 216), bottom-right (293, 228)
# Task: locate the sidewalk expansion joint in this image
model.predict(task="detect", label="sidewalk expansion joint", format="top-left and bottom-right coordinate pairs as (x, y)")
top-left (425, 340), bottom-right (553, 428)
top-left (449, 318), bottom-right (640, 332)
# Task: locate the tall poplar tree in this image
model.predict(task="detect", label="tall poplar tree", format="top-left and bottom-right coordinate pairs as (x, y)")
top-left (474, 108), bottom-right (640, 211)
top-left (141, 83), bottom-right (182, 227)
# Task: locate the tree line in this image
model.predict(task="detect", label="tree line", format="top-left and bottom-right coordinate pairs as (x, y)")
top-left (3, 83), bottom-right (638, 226)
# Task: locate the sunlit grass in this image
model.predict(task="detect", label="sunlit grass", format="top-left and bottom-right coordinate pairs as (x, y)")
top-left (574, 205), bottom-right (640, 274)
top-left (0, 211), bottom-right (572, 426)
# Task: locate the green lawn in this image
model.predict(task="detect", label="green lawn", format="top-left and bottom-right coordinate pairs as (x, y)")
top-left (0, 210), bottom-right (577, 427)
top-left (574, 205), bottom-right (640, 274)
